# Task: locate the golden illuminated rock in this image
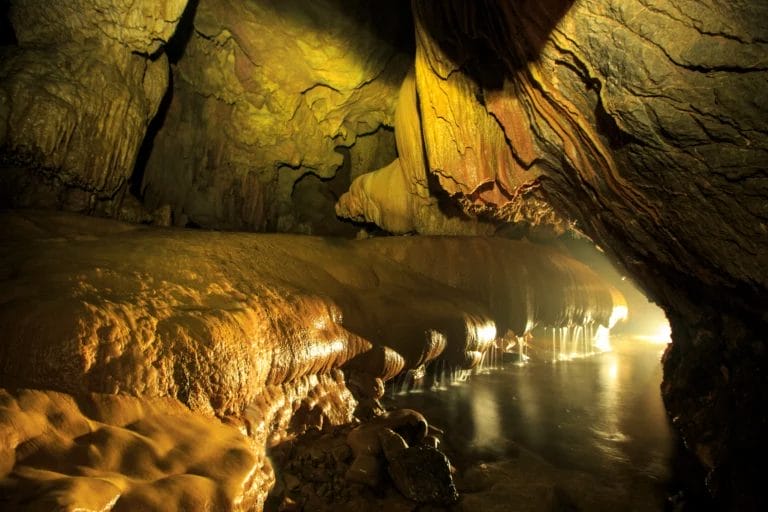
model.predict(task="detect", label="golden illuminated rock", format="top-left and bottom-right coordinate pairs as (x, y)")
top-left (336, 71), bottom-right (496, 235)
top-left (2, 0), bottom-right (765, 506)
top-left (0, 212), bottom-right (372, 416)
top-left (412, 6), bottom-right (551, 222)
top-left (10, 0), bottom-right (187, 54)
top-left (0, 211), bottom-right (623, 407)
top-left (138, 0), bottom-right (411, 232)
top-left (0, 210), bottom-right (626, 510)
top-left (0, 388), bottom-right (271, 511)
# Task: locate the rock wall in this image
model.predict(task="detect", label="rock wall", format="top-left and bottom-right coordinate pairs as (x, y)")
top-left (0, 0), bottom-right (412, 234)
top-left (138, 0), bottom-right (412, 233)
top-left (407, 0), bottom-right (768, 507)
top-left (0, 0), bottom-right (187, 214)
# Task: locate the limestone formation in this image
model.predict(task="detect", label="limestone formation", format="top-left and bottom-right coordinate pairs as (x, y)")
top-left (0, 0), bottom-right (186, 213)
top-left (0, 211), bottom-right (622, 408)
top-left (0, 210), bottom-right (625, 508)
top-left (0, 388), bottom-right (271, 511)
top-left (1, 0), bottom-right (766, 508)
top-left (138, 0), bottom-right (412, 232)
top-left (335, 71), bottom-right (496, 235)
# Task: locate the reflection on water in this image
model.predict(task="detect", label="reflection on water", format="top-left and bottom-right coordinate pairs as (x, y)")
top-left (386, 336), bottom-right (676, 509)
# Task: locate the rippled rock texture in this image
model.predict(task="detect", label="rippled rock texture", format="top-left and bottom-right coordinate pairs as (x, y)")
top-left (0, 211), bottom-right (621, 407)
top-left (0, 389), bottom-right (271, 511)
top-left (0, 210), bottom-right (624, 509)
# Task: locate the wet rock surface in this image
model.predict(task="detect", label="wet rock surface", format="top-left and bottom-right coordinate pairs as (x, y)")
top-left (2, 0), bottom-right (766, 507)
top-left (266, 402), bottom-right (643, 512)
top-left (407, 1), bottom-right (768, 506)
top-left (0, 210), bottom-right (622, 411)
top-left (387, 445), bottom-right (458, 505)
top-left (0, 210), bottom-right (626, 510)
top-left (267, 409), bottom-right (458, 512)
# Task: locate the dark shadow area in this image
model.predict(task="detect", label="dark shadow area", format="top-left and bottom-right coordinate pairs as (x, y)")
top-left (129, 73), bottom-right (174, 198)
top-left (269, 0), bottom-right (413, 55)
top-left (426, 170), bottom-right (474, 221)
top-left (129, 0), bottom-right (200, 198)
top-left (0, 0), bottom-right (17, 45)
top-left (595, 98), bottom-right (643, 150)
top-left (165, 0), bottom-right (200, 64)
top-left (368, 0), bottom-right (414, 57)
top-left (328, 147), bottom-right (354, 202)
top-left (413, 0), bottom-right (574, 89)
top-left (666, 437), bottom-right (716, 511)
top-left (290, 169), bottom-right (359, 237)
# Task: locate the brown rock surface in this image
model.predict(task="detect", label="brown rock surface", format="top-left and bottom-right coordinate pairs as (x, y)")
top-left (0, 0), bottom-right (187, 213)
top-left (335, 71), bottom-right (496, 235)
top-left (0, 211), bottom-right (372, 416)
top-left (0, 388), bottom-right (271, 511)
top-left (3, 0), bottom-right (765, 506)
top-left (0, 211), bottom-right (626, 510)
top-left (409, 0), bottom-right (768, 298)
top-left (0, 211), bottom-right (622, 410)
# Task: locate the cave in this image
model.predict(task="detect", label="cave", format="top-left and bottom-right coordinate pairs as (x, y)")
top-left (0, 0), bottom-right (766, 511)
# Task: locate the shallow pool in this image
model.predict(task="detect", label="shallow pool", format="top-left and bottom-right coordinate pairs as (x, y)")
top-left (385, 336), bottom-right (678, 510)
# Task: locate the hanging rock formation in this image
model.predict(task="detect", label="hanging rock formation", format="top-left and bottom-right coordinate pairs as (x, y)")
top-left (137, 0), bottom-right (412, 233)
top-left (335, 71), bottom-right (497, 235)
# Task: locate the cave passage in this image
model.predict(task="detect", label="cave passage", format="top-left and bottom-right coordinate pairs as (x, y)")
top-left (1, 0), bottom-right (766, 510)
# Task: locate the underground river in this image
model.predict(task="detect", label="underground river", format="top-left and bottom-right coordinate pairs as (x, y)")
top-left (385, 335), bottom-right (684, 510)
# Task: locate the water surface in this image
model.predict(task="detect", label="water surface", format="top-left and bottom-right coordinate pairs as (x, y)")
top-left (386, 336), bottom-right (676, 509)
